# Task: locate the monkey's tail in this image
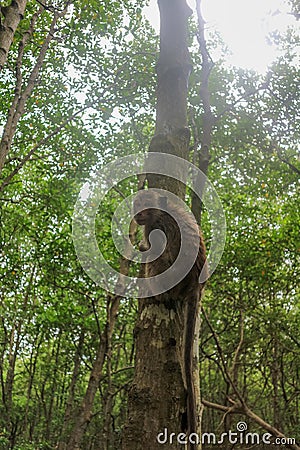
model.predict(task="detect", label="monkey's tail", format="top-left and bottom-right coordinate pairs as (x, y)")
top-left (184, 297), bottom-right (198, 450)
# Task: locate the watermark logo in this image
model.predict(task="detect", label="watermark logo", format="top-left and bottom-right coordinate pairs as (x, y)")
top-left (72, 152), bottom-right (226, 297)
top-left (157, 423), bottom-right (297, 446)
top-left (236, 421), bottom-right (247, 432)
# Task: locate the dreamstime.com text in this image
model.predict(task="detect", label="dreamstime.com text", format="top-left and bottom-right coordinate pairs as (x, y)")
top-left (157, 422), bottom-right (296, 446)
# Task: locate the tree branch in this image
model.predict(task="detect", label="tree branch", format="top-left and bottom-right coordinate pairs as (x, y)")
top-left (202, 307), bottom-right (246, 407)
top-left (0, 105), bottom-right (88, 192)
top-left (202, 308), bottom-right (300, 450)
top-left (202, 398), bottom-right (300, 450)
top-left (192, 0), bottom-right (214, 224)
top-left (0, 4), bottom-right (69, 174)
top-left (216, 72), bottom-right (272, 120)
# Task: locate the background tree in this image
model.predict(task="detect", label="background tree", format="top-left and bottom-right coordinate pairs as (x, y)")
top-left (0, 0), bottom-right (299, 449)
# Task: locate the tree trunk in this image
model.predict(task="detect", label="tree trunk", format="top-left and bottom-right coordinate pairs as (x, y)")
top-left (191, 0), bottom-right (214, 224)
top-left (65, 334), bottom-right (108, 450)
top-left (147, 0), bottom-right (192, 200)
top-left (58, 331), bottom-right (85, 450)
top-left (64, 215), bottom-right (139, 450)
top-left (122, 1), bottom-right (201, 449)
top-left (0, 0), bottom-right (28, 69)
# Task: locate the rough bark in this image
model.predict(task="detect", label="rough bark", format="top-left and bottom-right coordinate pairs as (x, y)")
top-left (0, 0), bottom-right (28, 69)
top-left (147, 0), bottom-right (192, 200)
top-left (122, 1), bottom-right (201, 449)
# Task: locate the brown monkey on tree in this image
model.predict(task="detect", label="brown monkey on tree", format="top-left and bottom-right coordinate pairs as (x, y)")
top-left (133, 189), bottom-right (207, 449)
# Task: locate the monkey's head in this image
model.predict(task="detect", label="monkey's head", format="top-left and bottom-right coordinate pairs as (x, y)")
top-left (133, 190), bottom-right (166, 225)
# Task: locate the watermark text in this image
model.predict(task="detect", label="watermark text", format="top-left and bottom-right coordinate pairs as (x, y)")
top-left (157, 422), bottom-right (296, 446)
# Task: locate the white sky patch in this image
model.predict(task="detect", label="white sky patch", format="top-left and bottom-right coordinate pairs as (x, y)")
top-left (144, 0), bottom-right (296, 73)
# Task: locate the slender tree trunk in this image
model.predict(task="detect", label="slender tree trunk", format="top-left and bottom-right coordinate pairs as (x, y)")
top-left (58, 331), bottom-right (85, 450)
top-left (102, 337), bottom-right (114, 450)
top-left (272, 338), bottom-right (280, 430)
top-left (4, 322), bottom-right (21, 427)
top-left (64, 214), bottom-right (139, 450)
top-left (190, 5), bottom-right (215, 443)
top-left (45, 331), bottom-right (62, 441)
top-left (122, 1), bottom-right (200, 449)
top-left (4, 269), bottom-right (34, 445)
top-left (191, 0), bottom-right (215, 224)
top-left (65, 333), bottom-right (108, 450)
top-left (0, 0), bottom-right (28, 69)
top-left (0, 319), bottom-right (7, 413)
top-left (24, 334), bottom-right (43, 439)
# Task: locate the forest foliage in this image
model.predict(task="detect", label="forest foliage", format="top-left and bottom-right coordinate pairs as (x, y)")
top-left (0, 0), bottom-right (299, 448)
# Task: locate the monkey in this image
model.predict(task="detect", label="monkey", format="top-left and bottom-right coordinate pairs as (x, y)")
top-left (133, 189), bottom-right (207, 449)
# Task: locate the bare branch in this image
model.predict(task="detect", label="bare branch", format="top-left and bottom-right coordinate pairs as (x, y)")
top-left (191, 0), bottom-right (215, 224)
top-left (203, 398), bottom-right (300, 450)
top-left (276, 148), bottom-right (300, 175)
top-left (202, 306), bottom-right (246, 407)
top-left (230, 310), bottom-right (244, 387)
top-left (202, 309), bottom-right (300, 450)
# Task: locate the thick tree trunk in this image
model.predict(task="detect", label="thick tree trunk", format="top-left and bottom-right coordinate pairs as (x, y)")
top-left (122, 1), bottom-right (201, 449)
top-left (147, 0), bottom-right (192, 200)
